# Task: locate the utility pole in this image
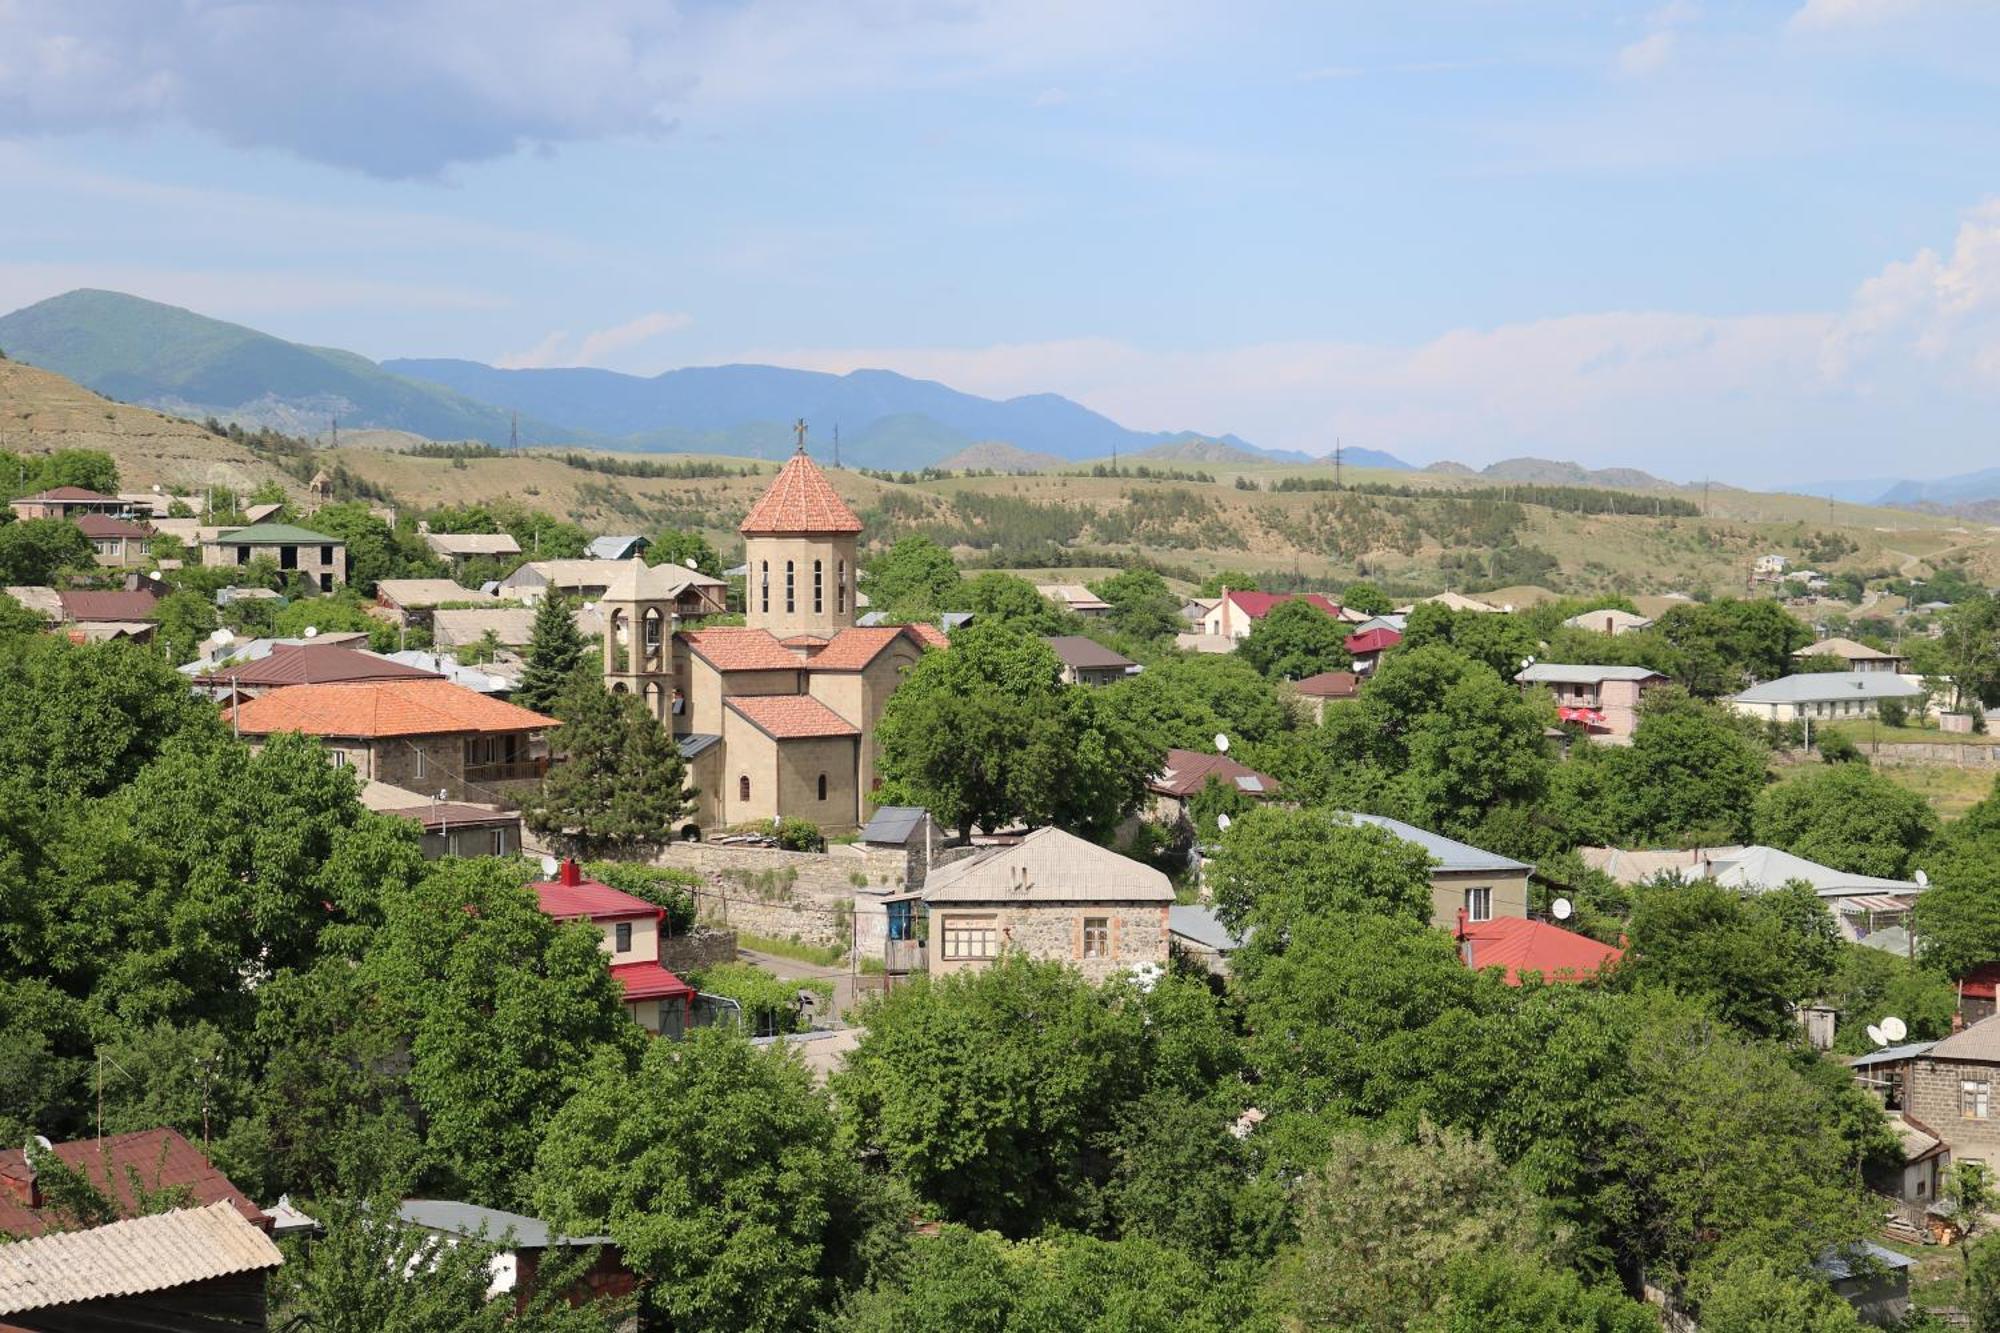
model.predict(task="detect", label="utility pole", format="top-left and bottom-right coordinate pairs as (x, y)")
top-left (1702, 477), bottom-right (1710, 518)
top-left (510, 411), bottom-right (519, 450)
top-left (330, 415), bottom-right (339, 449)
top-left (1334, 437), bottom-right (1343, 490)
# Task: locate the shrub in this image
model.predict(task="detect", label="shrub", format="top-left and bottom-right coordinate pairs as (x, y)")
top-left (1877, 698), bottom-right (1908, 729)
top-left (1817, 730), bottom-right (1865, 765)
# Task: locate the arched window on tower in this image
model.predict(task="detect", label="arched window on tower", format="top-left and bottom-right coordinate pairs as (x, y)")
top-left (813, 559), bottom-right (823, 614)
top-left (760, 561), bottom-right (769, 614)
top-left (785, 561), bottom-right (795, 613)
top-left (837, 559), bottom-right (846, 613)
top-left (739, 774), bottom-right (751, 803)
top-left (643, 607), bottom-right (663, 666)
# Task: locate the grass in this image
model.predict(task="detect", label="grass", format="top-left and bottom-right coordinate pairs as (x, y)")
top-left (736, 932), bottom-right (848, 968)
top-left (1826, 720), bottom-right (1998, 748)
top-left (1770, 756), bottom-right (1995, 821)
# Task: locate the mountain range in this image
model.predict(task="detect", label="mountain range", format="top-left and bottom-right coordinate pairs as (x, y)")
top-left (1809, 467), bottom-right (2000, 510)
top-left (0, 289), bottom-right (1412, 473)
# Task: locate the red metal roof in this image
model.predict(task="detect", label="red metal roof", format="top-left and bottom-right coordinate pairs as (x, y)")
top-left (0, 1129), bottom-right (268, 1238)
top-left (226, 678), bottom-right (556, 739)
top-left (58, 588), bottom-right (160, 622)
top-left (193, 644), bottom-right (442, 689)
top-left (1344, 627), bottom-right (1403, 655)
top-left (16, 486), bottom-right (120, 503)
top-left (1149, 748), bottom-right (1281, 799)
top-left (738, 451), bottom-right (864, 534)
top-left (1960, 962), bottom-right (2000, 1001)
top-left (610, 960), bottom-right (695, 1001)
top-left (1458, 917), bottom-right (1622, 987)
top-left (726, 693), bottom-right (862, 739)
top-left (682, 628), bottom-right (804, 673)
top-left (531, 867), bottom-right (664, 922)
top-left (71, 513), bottom-right (153, 538)
top-left (1293, 669), bottom-right (1359, 698)
top-left (1224, 590), bottom-right (1342, 621)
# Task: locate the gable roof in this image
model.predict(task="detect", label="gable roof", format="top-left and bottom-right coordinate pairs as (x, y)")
top-left (424, 531), bottom-right (521, 557)
top-left (192, 643), bottom-right (442, 688)
top-left (58, 588), bottom-right (161, 622)
top-left (398, 1199), bottom-right (610, 1249)
top-left (211, 522), bottom-right (340, 545)
top-left (905, 622), bottom-right (950, 649)
top-left (1931, 1014), bottom-right (2000, 1063)
top-left (1732, 672), bottom-right (1923, 705)
top-left (71, 513), bottom-right (153, 539)
top-left (1516, 663), bottom-right (1669, 685)
top-left (497, 558), bottom-right (634, 591)
top-left (739, 451), bottom-right (864, 534)
top-left (1705, 844), bottom-right (1920, 898)
top-left (431, 607), bottom-right (540, 648)
top-left (1293, 669), bottom-right (1359, 698)
top-left (1168, 904), bottom-right (1245, 954)
top-left (1343, 812), bottom-right (1531, 873)
top-left (1796, 636), bottom-right (1902, 662)
top-left (1043, 634), bottom-right (1137, 673)
top-left (0, 1129), bottom-right (268, 1238)
top-left (1563, 608), bottom-right (1653, 632)
top-left (1224, 590), bottom-right (1341, 620)
top-left (226, 679), bottom-right (557, 739)
top-left (585, 534), bottom-right (649, 560)
top-left (0, 1200), bottom-right (283, 1316)
top-left (375, 579), bottom-right (495, 609)
top-left (603, 557), bottom-right (724, 603)
top-left (13, 486), bottom-right (120, 503)
top-left (1345, 627), bottom-right (1402, 655)
top-left (1036, 584), bottom-right (1111, 611)
top-left (682, 627), bottom-right (803, 672)
top-left (726, 693), bottom-right (861, 740)
top-left (531, 872), bottom-right (663, 922)
top-left (860, 806), bottom-right (930, 845)
top-left (810, 626), bottom-right (923, 671)
top-left (923, 826), bottom-right (1173, 904)
top-left (1150, 749), bottom-right (1280, 799)
top-left (1458, 916), bottom-right (1622, 986)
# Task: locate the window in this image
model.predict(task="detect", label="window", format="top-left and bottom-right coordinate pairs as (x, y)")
top-left (817, 772), bottom-right (828, 801)
top-left (785, 560), bottom-right (795, 613)
top-left (814, 559), bottom-right (823, 613)
top-left (490, 828), bottom-right (509, 856)
top-left (760, 561), bottom-right (769, 614)
top-left (941, 916), bottom-right (998, 960)
top-left (328, 750), bottom-right (348, 769)
top-left (1465, 886), bottom-right (1492, 922)
top-left (414, 749), bottom-right (427, 779)
top-left (1965, 1080), bottom-right (1991, 1119)
top-left (739, 774), bottom-right (751, 802)
top-left (614, 922), bottom-right (633, 954)
top-left (320, 545), bottom-right (334, 564)
top-left (837, 559), bottom-right (846, 612)
top-left (318, 572), bottom-right (332, 593)
top-left (1083, 917), bottom-right (1110, 959)
top-left (236, 545), bottom-right (251, 564)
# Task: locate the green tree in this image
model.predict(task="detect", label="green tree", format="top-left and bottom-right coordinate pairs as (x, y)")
top-left (0, 517), bottom-right (94, 584)
top-left (309, 502), bottom-right (444, 596)
top-left (1825, 943), bottom-right (1956, 1055)
top-left (1752, 763), bottom-right (1937, 878)
top-left (516, 593), bottom-right (588, 715)
top-left (1693, 1258), bottom-right (1865, 1333)
top-left (1102, 652), bottom-right (1287, 750)
top-left (1409, 1251), bottom-right (1660, 1332)
top-left (1090, 568), bottom-right (1182, 644)
top-left (521, 676), bottom-right (694, 859)
top-left (1196, 570), bottom-right (1260, 597)
top-left (1934, 594), bottom-right (2000, 710)
top-left (1400, 602), bottom-right (1539, 678)
top-left (642, 526), bottom-right (724, 577)
top-left (150, 587), bottom-right (220, 666)
top-left (958, 571), bottom-right (1071, 634)
top-left (866, 535), bottom-right (962, 616)
top-left (0, 590), bottom-right (47, 637)
top-left (1966, 1230), bottom-right (2000, 1333)
top-left (1237, 597), bottom-right (1351, 679)
top-left (1208, 805), bottom-right (1437, 937)
top-left (534, 1028), bottom-right (864, 1332)
top-left (1341, 581), bottom-right (1392, 616)
top-left (1615, 880), bottom-right (1841, 1039)
top-left (1550, 690), bottom-right (1768, 846)
top-left (1655, 598), bottom-right (1812, 698)
top-left (1917, 778), bottom-right (2000, 976)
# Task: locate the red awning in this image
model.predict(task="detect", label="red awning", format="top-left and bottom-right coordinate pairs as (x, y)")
top-left (609, 961), bottom-right (694, 1001)
top-left (1557, 705), bottom-right (1607, 726)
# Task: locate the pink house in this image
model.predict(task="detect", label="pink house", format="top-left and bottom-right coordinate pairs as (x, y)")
top-left (1200, 590), bottom-right (1343, 641)
top-left (1514, 663), bottom-right (1668, 742)
top-left (531, 859), bottom-right (696, 1037)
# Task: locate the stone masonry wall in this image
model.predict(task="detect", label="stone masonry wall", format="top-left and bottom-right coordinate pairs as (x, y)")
top-left (1910, 1058), bottom-right (2000, 1166)
top-left (652, 842), bottom-right (909, 950)
top-left (658, 926), bottom-right (739, 976)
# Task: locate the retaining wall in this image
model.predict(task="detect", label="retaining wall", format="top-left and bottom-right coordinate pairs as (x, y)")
top-left (651, 842), bottom-right (910, 949)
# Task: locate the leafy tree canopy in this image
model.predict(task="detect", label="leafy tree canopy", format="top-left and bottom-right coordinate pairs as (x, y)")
top-left (1089, 567), bottom-right (1183, 644)
top-left (0, 517), bottom-right (94, 585)
top-left (643, 526), bottom-right (724, 577)
top-left (521, 676), bottom-right (694, 859)
top-left (865, 534), bottom-right (962, 617)
top-left (1752, 762), bottom-right (1937, 878)
top-left (1237, 597), bottom-right (1351, 680)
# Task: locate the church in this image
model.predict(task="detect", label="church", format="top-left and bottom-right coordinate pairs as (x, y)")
top-left (598, 441), bottom-right (942, 834)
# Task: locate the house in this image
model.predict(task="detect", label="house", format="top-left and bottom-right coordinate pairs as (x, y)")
top-left (1349, 613), bottom-right (1406, 636)
top-left (73, 512), bottom-right (155, 567)
top-left (191, 643), bottom-right (443, 700)
top-left (1514, 663), bottom-right (1669, 742)
top-left (1043, 634), bottom-right (1139, 685)
top-left (53, 585), bottom-right (164, 642)
top-left (1343, 812), bottom-right (1531, 931)
top-left (224, 678), bottom-right (557, 802)
top-left (1577, 843), bottom-right (1921, 941)
top-left (360, 780), bottom-right (524, 858)
top-left (201, 522), bottom-right (346, 591)
top-left (1168, 903), bottom-right (1245, 975)
top-left (1148, 749), bottom-right (1281, 825)
top-left (423, 530), bottom-right (522, 564)
top-left (1400, 591), bottom-right (1503, 614)
top-left (1729, 671), bottom-right (1925, 725)
top-left (585, 534), bottom-right (649, 561)
top-left (0, 1127), bottom-right (270, 1238)
top-left (396, 1199), bottom-right (636, 1314)
top-left (0, 1201), bottom-right (284, 1332)
top-left (1292, 669), bottom-right (1360, 722)
top-left (431, 607), bottom-right (542, 652)
top-left (531, 859), bottom-right (696, 1036)
top-left (1454, 914), bottom-right (1621, 986)
top-left (374, 578), bottom-right (498, 628)
top-left (8, 486), bottom-right (127, 520)
top-left (1344, 626), bottom-right (1402, 674)
top-left (1958, 963), bottom-right (2000, 1025)
top-left (1036, 583), bottom-right (1111, 617)
top-left (1200, 590), bottom-right (1343, 641)
top-left (380, 649), bottom-right (519, 697)
top-left (1180, 595), bottom-right (1219, 624)
top-left (919, 827), bottom-right (1174, 982)
top-left (500, 557), bottom-right (726, 616)
top-left (1562, 608), bottom-right (1654, 636)
top-left (1796, 637), bottom-right (1910, 674)
top-left (600, 450), bottom-right (940, 834)
top-left (1754, 552), bottom-right (1791, 579)
top-left (1909, 1015), bottom-right (2000, 1172)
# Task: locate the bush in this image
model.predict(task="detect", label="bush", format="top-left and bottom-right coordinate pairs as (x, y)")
top-left (1877, 698), bottom-right (1908, 729)
top-left (685, 962), bottom-right (830, 1036)
top-left (1816, 730), bottom-right (1865, 765)
top-left (582, 861), bottom-right (699, 934)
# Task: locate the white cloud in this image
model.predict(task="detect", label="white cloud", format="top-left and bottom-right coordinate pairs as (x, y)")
top-left (1789, 0), bottom-right (1925, 33)
top-left (500, 311), bottom-right (694, 368)
top-left (1616, 31), bottom-right (1677, 76)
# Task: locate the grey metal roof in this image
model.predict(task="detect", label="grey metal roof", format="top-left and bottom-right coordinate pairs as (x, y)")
top-left (1516, 663), bottom-right (1667, 685)
top-left (1848, 1040), bottom-right (1935, 1068)
top-left (0, 1200), bottom-right (283, 1315)
top-left (1926, 1013), bottom-right (2000, 1064)
top-left (1341, 813), bottom-right (1532, 873)
top-left (678, 732), bottom-right (722, 760)
top-left (1732, 671), bottom-right (1924, 705)
top-left (860, 806), bottom-right (929, 845)
top-left (397, 1199), bottom-right (609, 1248)
top-left (585, 535), bottom-right (648, 560)
top-left (941, 611), bottom-right (976, 629)
top-left (1813, 1240), bottom-right (1915, 1280)
top-left (1706, 845), bottom-right (1919, 898)
top-left (1168, 905), bottom-right (1245, 954)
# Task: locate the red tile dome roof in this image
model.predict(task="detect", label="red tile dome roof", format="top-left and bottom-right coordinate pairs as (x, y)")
top-left (739, 450), bottom-right (864, 535)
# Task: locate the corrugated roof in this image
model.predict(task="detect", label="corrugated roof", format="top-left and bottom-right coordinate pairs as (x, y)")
top-left (678, 732), bottom-right (722, 760)
top-left (376, 579), bottom-right (496, 609)
top-left (1293, 670), bottom-right (1359, 698)
top-left (532, 873), bottom-right (663, 921)
top-left (1813, 1241), bottom-right (1915, 1280)
top-left (58, 588), bottom-right (160, 623)
top-left (425, 532), bottom-right (522, 557)
top-left (71, 513), bottom-right (153, 538)
top-left (1345, 627), bottom-right (1402, 655)
top-left (739, 451), bottom-right (864, 534)
top-left (923, 826), bottom-right (1173, 904)
top-left (1706, 845), bottom-right (1919, 898)
top-left (1168, 904), bottom-right (1245, 954)
top-left (0, 1129), bottom-right (267, 1239)
top-left (1150, 749), bottom-right (1281, 799)
top-left (1848, 1041), bottom-right (1935, 1069)
top-left (610, 960), bottom-right (695, 1001)
top-left (682, 628), bottom-right (802, 672)
top-left (726, 694), bottom-right (861, 739)
top-left (1343, 812), bottom-right (1531, 873)
top-left (1458, 917), bottom-right (1621, 986)
top-left (498, 559), bottom-right (634, 591)
top-left (227, 678), bottom-right (557, 739)
top-left (585, 535), bottom-right (648, 560)
top-left (1796, 637), bottom-right (1900, 662)
top-left (1035, 584), bottom-right (1111, 611)
top-left (192, 644), bottom-right (441, 688)
top-left (1562, 609), bottom-right (1653, 632)
top-left (14, 486), bottom-right (120, 503)
top-left (1517, 663), bottom-right (1668, 685)
top-left (432, 607), bottom-right (540, 648)
top-left (0, 1201), bottom-right (283, 1315)
top-left (1043, 635), bottom-right (1136, 672)
top-left (211, 522), bottom-right (340, 545)
top-left (1224, 590), bottom-right (1341, 620)
top-left (1927, 1013), bottom-right (2000, 1064)
top-left (1732, 671), bottom-right (1923, 705)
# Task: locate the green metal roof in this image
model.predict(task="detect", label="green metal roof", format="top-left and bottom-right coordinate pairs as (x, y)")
top-left (214, 522), bottom-right (341, 545)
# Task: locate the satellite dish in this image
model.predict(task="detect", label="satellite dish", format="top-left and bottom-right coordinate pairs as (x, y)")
top-left (1916, 869), bottom-right (1930, 887)
top-left (1867, 1024), bottom-right (1888, 1048)
top-left (539, 855), bottom-right (559, 878)
top-left (685, 557), bottom-right (699, 570)
top-left (435, 789), bottom-right (450, 802)
top-left (303, 626), bottom-right (318, 638)
top-left (1521, 655), bottom-right (1536, 669)
top-left (209, 628), bottom-right (233, 646)
top-left (1883, 1016), bottom-right (1909, 1042)
top-left (1551, 897), bottom-right (1573, 921)
top-left (1216, 813), bottom-right (1233, 832)
top-left (1214, 732), bottom-right (1230, 753)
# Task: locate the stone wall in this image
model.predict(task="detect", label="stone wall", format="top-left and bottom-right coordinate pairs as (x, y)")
top-left (1865, 743), bottom-right (2000, 767)
top-left (927, 901), bottom-right (1170, 983)
top-left (651, 841), bottom-right (908, 950)
top-left (659, 926), bottom-right (739, 975)
top-left (1909, 1057), bottom-right (2000, 1165)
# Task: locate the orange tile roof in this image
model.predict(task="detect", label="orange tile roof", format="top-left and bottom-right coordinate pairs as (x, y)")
top-left (226, 678), bottom-right (557, 739)
top-left (726, 693), bottom-right (861, 739)
top-left (682, 628), bottom-right (803, 672)
top-left (807, 626), bottom-right (915, 671)
top-left (904, 622), bottom-right (949, 649)
top-left (739, 450), bottom-right (864, 534)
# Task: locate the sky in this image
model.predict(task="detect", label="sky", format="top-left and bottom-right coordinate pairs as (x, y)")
top-left (4, 0), bottom-right (2000, 485)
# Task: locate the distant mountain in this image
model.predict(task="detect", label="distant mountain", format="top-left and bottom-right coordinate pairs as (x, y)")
top-left (0, 290), bottom-right (569, 445)
top-left (1469, 457), bottom-right (1680, 490)
top-left (936, 442), bottom-right (1069, 473)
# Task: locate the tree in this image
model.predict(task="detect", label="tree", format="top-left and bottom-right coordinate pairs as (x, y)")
top-left (1945, 1161), bottom-right (1997, 1277)
top-left (1693, 1258), bottom-right (1866, 1333)
top-left (521, 676), bottom-right (694, 859)
top-left (1208, 805), bottom-right (1437, 937)
top-left (150, 587), bottom-right (220, 666)
top-left (1752, 763), bottom-right (1937, 878)
top-left (1101, 653), bottom-right (1287, 751)
top-left (0, 591), bottom-right (47, 637)
top-left (1549, 690), bottom-right (1768, 846)
top-left (1934, 594), bottom-right (2000, 710)
top-left (534, 1029), bottom-right (864, 1332)
top-left (1236, 597), bottom-right (1350, 679)
top-left (1197, 570), bottom-right (1260, 597)
top-left (958, 571), bottom-right (1070, 634)
top-left (516, 593), bottom-right (587, 715)
top-left (308, 502), bottom-right (443, 596)
top-left (642, 527), bottom-right (723, 577)
top-left (0, 517), bottom-right (93, 584)
top-left (1341, 581), bottom-right (1392, 616)
top-left (874, 624), bottom-right (1159, 839)
top-left (1409, 1252), bottom-right (1660, 1332)
top-left (1615, 880), bottom-right (1842, 1039)
top-left (1966, 1231), bottom-right (2000, 1333)
top-left (866, 535), bottom-right (962, 617)
top-left (1090, 568), bottom-right (1182, 644)
top-left (1654, 598), bottom-right (1811, 698)
top-left (1399, 602), bottom-right (1539, 678)
top-left (1917, 778), bottom-right (2000, 976)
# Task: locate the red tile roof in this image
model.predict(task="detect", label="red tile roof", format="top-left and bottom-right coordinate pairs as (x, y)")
top-left (738, 451), bottom-right (864, 534)
top-left (1225, 590), bottom-right (1342, 620)
top-left (1458, 917), bottom-right (1623, 987)
top-left (226, 678), bottom-right (557, 739)
top-left (682, 628), bottom-right (804, 673)
top-left (1294, 670), bottom-right (1360, 698)
top-left (1149, 748), bottom-right (1281, 799)
top-left (532, 876), bottom-right (663, 922)
top-left (610, 960), bottom-right (695, 1001)
top-left (0, 1129), bottom-right (267, 1238)
top-left (59, 588), bottom-right (160, 622)
top-left (808, 626), bottom-right (918, 671)
top-left (71, 513), bottom-right (153, 538)
top-left (904, 622), bottom-right (949, 650)
top-left (1345, 627), bottom-right (1403, 655)
top-left (726, 693), bottom-right (861, 739)
top-left (193, 644), bottom-right (442, 689)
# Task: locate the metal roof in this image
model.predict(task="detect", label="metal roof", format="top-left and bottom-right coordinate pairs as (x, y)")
top-left (1706, 845), bottom-right (1920, 898)
top-left (585, 535), bottom-right (649, 560)
top-left (0, 1201), bottom-right (282, 1315)
top-left (1516, 663), bottom-right (1667, 685)
top-left (860, 806), bottom-right (930, 845)
top-left (1926, 1013), bottom-right (2000, 1064)
top-left (1731, 671), bottom-right (1923, 705)
top-left (1813, 1241), bottom-right (1915, 1280)
top-left (1847, 1041), bottom-right (1935, 1068)
top-left (210, 522), bottom-right (340, 545)
top-left (1042, 635), bottom-right (1136, 672)
top-left (1341, 812), bottom-right (1531, 873)
top-left (397, 1199), bottom-right (610, 1248)
top-left (678, 732), bottom-right (722, 760)
top-left (1168, 905), bottom-right (1244, 954)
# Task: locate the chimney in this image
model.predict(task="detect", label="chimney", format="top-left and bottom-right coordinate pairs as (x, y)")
top-left (1455, 908), bottom-right (1474, 965)
top-left (5, 1144), bottom-right (42, 1209)
top-left (559, 858), bottom-right (582, 887)
top-left (1954, 1009), bottom-right (1968, 1033)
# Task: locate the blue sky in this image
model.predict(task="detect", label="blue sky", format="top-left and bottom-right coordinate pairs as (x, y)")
top-left (4, 0), bottom-right (2000, 484)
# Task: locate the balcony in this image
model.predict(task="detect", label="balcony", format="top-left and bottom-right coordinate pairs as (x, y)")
top-left (884, 938), bottom-right (926, 975)
top-left (464, 758), bottom-right (548, 784)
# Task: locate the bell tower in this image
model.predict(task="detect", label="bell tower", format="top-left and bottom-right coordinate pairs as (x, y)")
top-left (740, 422), bottom-right (864, 638)
top-left (599, 558), bottom-right (678, 723)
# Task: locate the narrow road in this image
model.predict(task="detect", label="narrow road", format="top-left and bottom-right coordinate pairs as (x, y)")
top-left (737, 947), bottom-right (866, 1023)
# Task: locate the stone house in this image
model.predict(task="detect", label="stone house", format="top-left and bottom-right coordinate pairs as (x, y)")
top-left (500, 557), bottom-right (726, 616)
top-left (374, 578), bottom-right (499, 629)
top-left (1514, 663), bottom-right (1669, 742)
top-left (422, 530), bottom-right (521, 566)
top-left (224, 677), bottom-right (556, 802)
top-left (74, 513), bottom-right (155, 567)
top-left (1908, 1016), bottom-right (2000, 1173)
top-left (190, 642), bottom-right (442, 700)
top-left (919, 827), bottom-right (1174, 983)
top-left (200, 521), bottom-right (346, 592)
top-left (361, 781), bottom-right (524, 859)
top-left (531, 858), bottom-right (695, 1036)
top-left (1043, 634), bottom-right (1138, 685)
top-left (1147, 749), bottom-right (1281, 826)
top-left (1343, 812), bottom-right (1531, 931)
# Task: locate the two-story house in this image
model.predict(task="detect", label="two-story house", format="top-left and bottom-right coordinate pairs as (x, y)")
top-left (1342, 812), bottom-right (1532, 931)
top-left (201, 522), bottom-right (347, 591)
top-left (74, 513), bottom-right (155, 567)
top-left (1795, 637), bottom-right (1910, 674)
top-left (8, 486), bottom-right (128, 520)
top-left (1515, 663), bottom-right (1668, 742)
top-left (1908, 1016), bottom-right (2000, 1173)
top-left (1200, 590), bottom-right (1344, 641)
top-left (531, 859), bottom-right (696, 1036)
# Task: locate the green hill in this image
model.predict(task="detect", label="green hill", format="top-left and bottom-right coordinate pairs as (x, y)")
top-left (0, 289), bottom-right (570, 446)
